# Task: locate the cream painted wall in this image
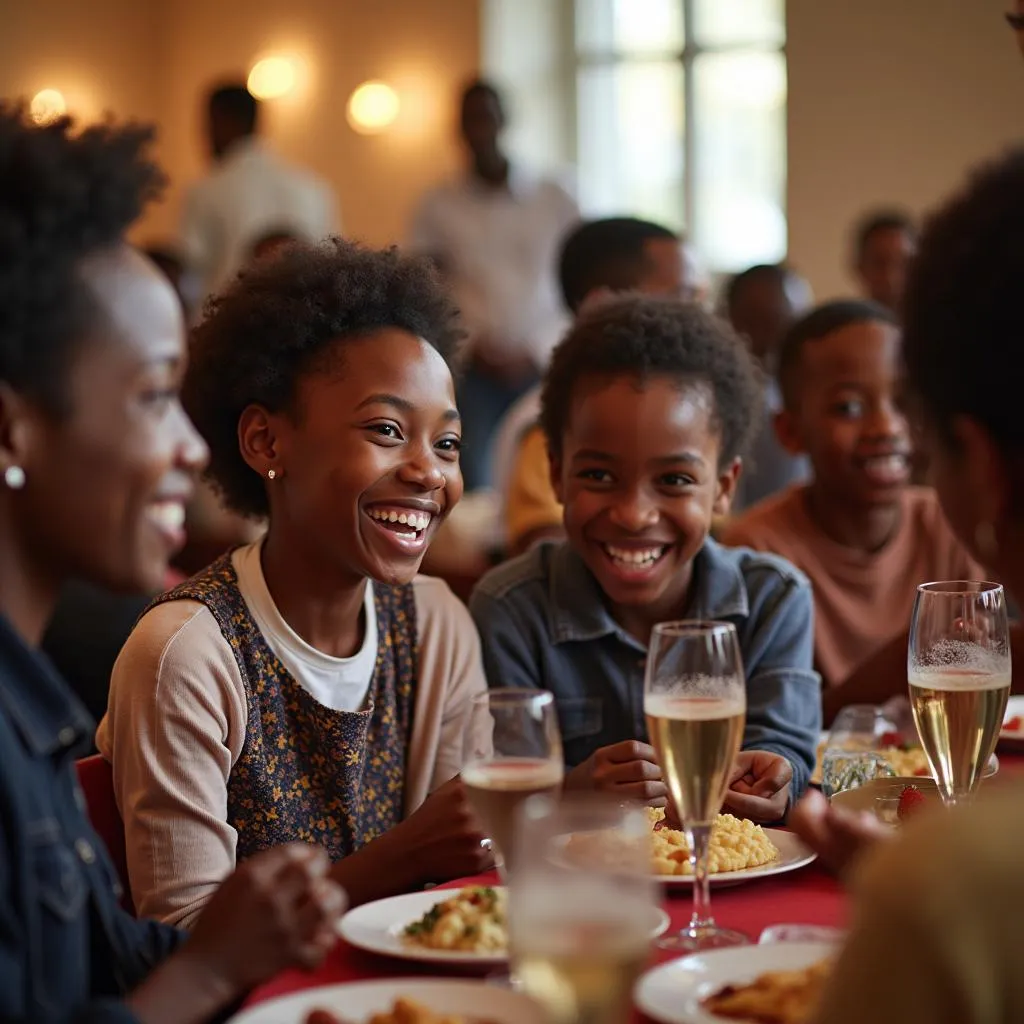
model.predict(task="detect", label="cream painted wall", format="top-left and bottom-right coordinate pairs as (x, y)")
top-left (0, 0), bottom-right (480, 246)
top-left (787, 0), bottom-right (1024, 300)
top-left (0, 0), bottom-right (163, 229)
top-left (155, 0), bottom-right (480, 245)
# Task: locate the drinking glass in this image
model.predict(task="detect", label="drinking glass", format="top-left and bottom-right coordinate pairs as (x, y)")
top-left (462, 690), bottom-right (564, 880)
top-left (643, 620), bottom-right (749, 951)
top-left (820, 704), bottom-right (898, 799)
top-left (508, 793), bottom-right (658, 1024)
top-left (908, 581), bottom-right (1011, 807)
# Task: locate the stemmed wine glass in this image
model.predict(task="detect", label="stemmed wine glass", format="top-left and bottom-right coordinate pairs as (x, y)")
top-left (508, 793), bottom-right (658, 1024)
top-left (462, 689), bottom-right (564, 881)
top-left (643, 620), bottom-right (749, 951)
top-left (908, 581), bottom-right (1011, 807)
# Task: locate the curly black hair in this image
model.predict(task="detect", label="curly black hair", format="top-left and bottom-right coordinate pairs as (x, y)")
top-left (777, 299), bottom-right (897, 410)
top-left (0, 104), bottom-right (164, 415)
top-left (539, 295), bottom-right (763, 467)
top-left (558, 217), bottom-right (678, 313)
top-left (902, 149), bottom-right (1024, 452)
top-left (184, 237), bottom-right (465, 518)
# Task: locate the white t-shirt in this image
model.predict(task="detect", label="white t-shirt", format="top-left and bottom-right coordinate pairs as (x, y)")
top-left (408, 166), bottom-right (579, 368)
top-left (231, 541), bottom-right (376, 712)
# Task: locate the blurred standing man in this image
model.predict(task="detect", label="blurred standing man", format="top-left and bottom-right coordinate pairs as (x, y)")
top-left (182, 83), bottom-right (337, 300)
top-left (409, 80), bottom-right (580, 491)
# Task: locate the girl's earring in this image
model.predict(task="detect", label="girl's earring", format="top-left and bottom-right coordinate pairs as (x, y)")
top-left (267, 469), bottom-right (277, 481)
top-left (4, 465), bottom-right (25, 490)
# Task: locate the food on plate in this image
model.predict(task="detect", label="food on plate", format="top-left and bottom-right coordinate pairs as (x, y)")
top-left (401, 886), bottom-right (507, 953)
top-left (565, 807), bottom-right (778, 877)
top-left (896, 784), bottom-right (927, 822)
top-left (320, 998), bottom-right (497, 1024)
top-left (700, 956), bottom-right (833, 1023)
top-left (647, 808), bottom-right (779, 876)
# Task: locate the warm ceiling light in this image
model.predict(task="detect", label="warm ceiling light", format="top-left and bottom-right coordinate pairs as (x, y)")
top-left (347, 81), bottom-right (400, 135)
top-left (30, 89), bottom-right (66, 124)
top-left (247, 56), bottom-right (297, 100)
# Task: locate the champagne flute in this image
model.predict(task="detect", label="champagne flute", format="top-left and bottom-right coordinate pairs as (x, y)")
top-left (462, 689), bottom-right (564, 880)
top-left (908, 581), bottom-right (1011, 807)
top-left (509, 793), bottom-right (658, 1024)
top-left (643, 620), bottom-right (749, 951)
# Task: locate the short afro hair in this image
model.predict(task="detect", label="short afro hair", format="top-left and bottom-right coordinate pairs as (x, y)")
top-left (184, 237), bottom-right (464, 519)
top-left (777, 299), bottom-right (897, 410)
top-left (902, 148), bottom-right (1024, 453)
top-left (558, 217), bottom-right (678, 313)
top-left (208, 84), bottom-right (258, 134)
top-left (852, 208), bottom-right (916, 263)
top-left (539, 295), bottom-right (763, 468)
top-left (0, 104), bottom-right (164, 416)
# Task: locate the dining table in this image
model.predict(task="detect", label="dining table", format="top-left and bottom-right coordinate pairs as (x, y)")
top-left (243, 748), bottom-right (1024, 1018)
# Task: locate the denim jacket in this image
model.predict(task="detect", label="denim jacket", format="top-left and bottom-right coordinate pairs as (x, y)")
top-left (469, 539), bottom-right (821, 797)
top-left (0, 614), bottom-right (183, 1022)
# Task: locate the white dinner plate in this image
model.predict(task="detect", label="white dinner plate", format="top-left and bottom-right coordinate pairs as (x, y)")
top-left (654, 829), bottom-right (816, 888)
top-left (338, 887), bottom-right (671, 967)
top-left (634, 941), bottom-right (837, 1024)
top-left (999, 694), bottom-right (1024, 746)
top-left (228, 977), bottom-right (546, 1024)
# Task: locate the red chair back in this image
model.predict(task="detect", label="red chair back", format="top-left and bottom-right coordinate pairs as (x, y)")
top-left (75, 754), bottom-right (135, 914)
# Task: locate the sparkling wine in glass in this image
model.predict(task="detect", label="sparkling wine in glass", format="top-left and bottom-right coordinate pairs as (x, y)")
top-left (908, 581), bottom-right (1011, 807)
top-left (462, 689), bottom-right (564, 880)
top-left (509, 793), bottom-right (658, 1024)
top-left (644, 620), bottom-right (749, 951)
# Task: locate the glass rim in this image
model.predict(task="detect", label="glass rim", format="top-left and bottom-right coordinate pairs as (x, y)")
top-left (649, 619), bottom-right (738, 639)
top-left (470, 688), bottom-right (555, 708)
top-left (916, 580), bottom-right (1003, 596)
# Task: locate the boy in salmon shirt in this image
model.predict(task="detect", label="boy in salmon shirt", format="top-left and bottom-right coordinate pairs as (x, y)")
top-left (719, 300), bottom-right (982, 718)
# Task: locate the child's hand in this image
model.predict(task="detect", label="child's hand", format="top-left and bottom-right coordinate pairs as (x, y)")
top-left (565, 740), bottom-right (669, 804)
top-left (788, 788), bottom-right (891, 878)
top-left (722, 750), bottom-right (793, 823)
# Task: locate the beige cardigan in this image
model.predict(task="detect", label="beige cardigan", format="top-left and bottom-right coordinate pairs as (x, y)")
top-left (96, 575), bottom-right (486, 928)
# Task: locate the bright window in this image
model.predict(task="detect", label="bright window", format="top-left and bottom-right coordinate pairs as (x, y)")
top-left (573, 0), bottom-right (787, 273)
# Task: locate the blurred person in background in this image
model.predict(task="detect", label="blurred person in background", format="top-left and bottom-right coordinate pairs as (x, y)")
top-left (496, 217), bottom-right (702, 556)
top-left (409, 80), bottom-right (580, 491)
top-left (182, 84), bottom-right (337, 301)
top-left (850, 208), bottom-right (917, 314)
top-left (724, 263), bottom-right (813, 513)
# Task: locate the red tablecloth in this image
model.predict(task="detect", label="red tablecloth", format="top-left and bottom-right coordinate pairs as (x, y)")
top-left (245, 752), bottom-right (1024, 1012)
top-left (246, 860), bottom-right (845, 1007)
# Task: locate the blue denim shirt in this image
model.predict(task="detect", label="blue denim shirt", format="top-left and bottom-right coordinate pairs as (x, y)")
top-left (0, 614), bottom-right (183, 1022)
top-left (469, 539), bottom-right (821, 797)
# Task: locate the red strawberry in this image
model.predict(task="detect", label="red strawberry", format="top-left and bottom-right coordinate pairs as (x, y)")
top-left (879, 731), bottom-right (904, 748)
top-left (1005, 716), bottom-right (1022, 733)
top-left (897, 785), bottom-right (927, 821)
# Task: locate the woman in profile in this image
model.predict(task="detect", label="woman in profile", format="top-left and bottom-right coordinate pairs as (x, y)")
top-left (0, 105), bottom-right (343, 1022)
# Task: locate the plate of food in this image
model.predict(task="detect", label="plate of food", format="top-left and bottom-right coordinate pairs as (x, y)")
top-left (227, 978), bottom-right (545, 1024)
top-left (998, 695), bottom-right (1024, 750)
top-left (634, 941), bottom-right (837, 1024)
top-left (338, 885), bottom-right (670, 967)
top-left (564, 809), bottom-right (816, 888)
top-left (830, 776), bottom-right (941, 825)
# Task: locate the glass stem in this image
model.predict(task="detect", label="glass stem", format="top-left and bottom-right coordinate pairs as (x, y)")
top-left (687, 823), bottom-right (713, 930)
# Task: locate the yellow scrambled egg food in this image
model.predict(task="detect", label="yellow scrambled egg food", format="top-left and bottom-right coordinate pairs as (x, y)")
top-left (402, 886), bottom-right (507, 953)
top-left (647, 807), bottom-right (779, 876)
top-left (366, 999), bottom-right (498, 1024)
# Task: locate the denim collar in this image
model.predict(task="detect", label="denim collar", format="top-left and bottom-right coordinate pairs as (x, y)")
top-left (546, 538), bottom-right (751, 648)
top-left (0, 614), bottom-right (93, 757)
